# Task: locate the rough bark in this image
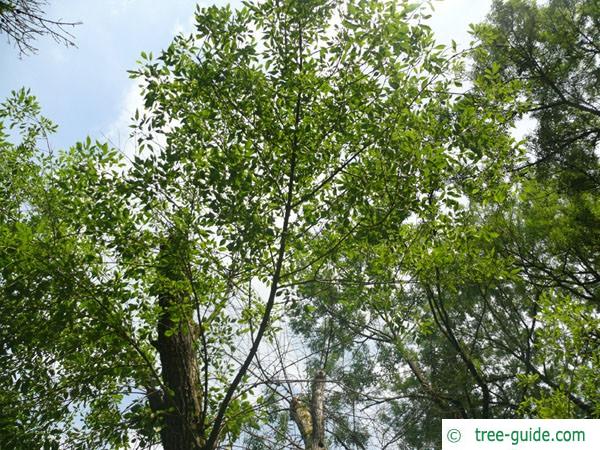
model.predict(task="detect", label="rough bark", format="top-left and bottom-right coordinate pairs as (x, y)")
top-left (150, 238), bottom-right (204, 450)
top-left (291, 396), bottom-right (313, 447)
top-left (290, 370), bottom-right (327, 450)
top-left (310, 371), bottom-right (326, 449)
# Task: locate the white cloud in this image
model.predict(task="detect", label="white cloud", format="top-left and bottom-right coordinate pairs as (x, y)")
top-left (104, 81), bottom-right (145, 157)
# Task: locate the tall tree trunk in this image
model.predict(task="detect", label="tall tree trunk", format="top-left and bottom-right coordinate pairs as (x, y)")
top-left (291, 370), bottom-right (327, 450)
top-left (151, 237), bottom-right (204, 450)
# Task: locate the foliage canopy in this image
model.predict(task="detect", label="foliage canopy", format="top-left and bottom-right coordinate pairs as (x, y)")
top-left (0, 0), bottom-right (598, 449)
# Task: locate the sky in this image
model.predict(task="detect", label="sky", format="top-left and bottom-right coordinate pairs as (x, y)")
top-left (0, 0), bottom-right (493, 152)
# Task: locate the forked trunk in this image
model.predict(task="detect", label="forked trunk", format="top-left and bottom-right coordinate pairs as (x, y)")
top-left (291, 370), bottom-right (327, 450)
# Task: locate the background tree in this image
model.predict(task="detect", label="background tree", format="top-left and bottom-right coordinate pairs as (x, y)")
top-left (471, 0), bottom-right (600, 416)
top-left (0, 0), bottom-right (80, 55)
top-left (0, 89), bottom-right (154, 449)
top-left (472, 0), bottom-right (599, 192)
top-left (283, 0), bottom-right (600, 446)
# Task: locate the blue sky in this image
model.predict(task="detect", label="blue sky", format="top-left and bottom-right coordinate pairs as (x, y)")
top-left (0, 0), bottom-right (492, 152)
top-left (0, 0), bottom-right (240, 150)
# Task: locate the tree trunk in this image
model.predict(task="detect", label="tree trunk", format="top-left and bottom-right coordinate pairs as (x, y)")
top-left (291, 370), bottom-right (327, 450)
top-left (150, 237), bottom-right (204, 450)
top-left (310, 371), bottom-right (326, 449)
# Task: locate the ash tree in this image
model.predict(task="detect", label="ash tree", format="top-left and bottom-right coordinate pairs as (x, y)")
top-left (0, 0), bottom-right (520, 449)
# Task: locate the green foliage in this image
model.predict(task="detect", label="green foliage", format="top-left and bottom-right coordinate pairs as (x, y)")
top-left (282, 2), bottom-right (600, 446)
top-left (2, 1), bottom-right (598, 449)
top-left (520, 292), bottom-right (600, 418)
top-left (0, 90), bottom-right (153, 448)
top-left (470, 0), bottom-right (600, 419)
top-left (472, 0), bottom-right (600, 193)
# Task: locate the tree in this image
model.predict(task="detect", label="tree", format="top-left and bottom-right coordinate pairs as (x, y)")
top-left (470, 0), bottom-right (600, 416)
top-left (284, 170), bottom-right (600, 448)
top-left (472, 0), bottom-right (600, 193)
top-left (0, 0), bottom-right (80, 55)
top-left (282, 1), bottom-right (600, 445)
top-left (1, 1), bottom-right (521, 449)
